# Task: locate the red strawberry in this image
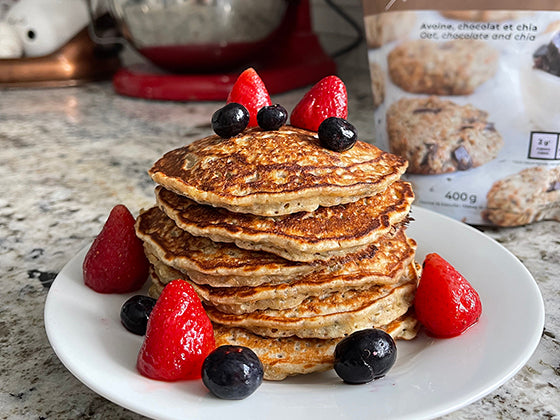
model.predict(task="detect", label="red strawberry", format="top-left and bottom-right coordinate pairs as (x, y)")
top-left (83, 204), bottom-right (149, 293)
top-left (290, 75), bottom-right (348, 132)
top-left (414, 253), bottom-right (482, 338)
top-left (227, 68), bottom-right (271, 127)
top-left (137, 280), bottom-right (215, 381)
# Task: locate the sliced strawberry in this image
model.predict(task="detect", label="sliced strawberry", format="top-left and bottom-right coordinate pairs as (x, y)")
top-left (137, 280), bottom-right (215, 381)
top-left (414, 253), bottom-right (482, 338)
top-left (227, 68), bottom-right (271, 127)
top-left (83, 204), bottom-right (149, 293)
top-left (290, 75), bottom-right (348, 132)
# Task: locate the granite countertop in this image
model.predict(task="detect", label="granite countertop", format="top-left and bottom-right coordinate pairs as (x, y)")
top-left (0, 67), bottom-right (558, 419)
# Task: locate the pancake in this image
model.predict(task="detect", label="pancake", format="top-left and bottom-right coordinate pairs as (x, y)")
top-left (149, 126), bottom-right (408, 216)
top-left (147, 230), bottom-right (417, 314)
top-left (135, 207), bottom-right (317, 287)
top-left (155, 180), bottom-right (414, 262)
top-left (205, 262), bottom-right (419, 339)
top-left (213, 314), bottom-right (419, 381)
top-left (141, 98), bottom-right (422, 383)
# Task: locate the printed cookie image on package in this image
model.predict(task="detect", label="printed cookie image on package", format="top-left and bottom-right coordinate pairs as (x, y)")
top-left (484, 166), bottom-right (560, 226)
top-left (386, 96), bottom-right (504, 174)
top-left (362, 0), bottom-right (560, 226)
top-left (387, 39), bottom-right (499, 95)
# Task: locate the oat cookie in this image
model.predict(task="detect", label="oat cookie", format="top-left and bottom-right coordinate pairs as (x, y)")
top-left (440, 10), bottom-right (528, 22)
top-left (386, 96), bottom-right (503, 174)
top-left (369, 62), bottom-right (385, 108)
top-left (364, 11), bottom-right (416, 48)
top-left (387, 39), bottom-right (498, 95)
top-left (484, 166), bottom-right (560, 226)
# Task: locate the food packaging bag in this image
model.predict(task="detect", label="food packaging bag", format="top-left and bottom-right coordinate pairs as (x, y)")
top-left (362, 0), bottom-right (560, 226)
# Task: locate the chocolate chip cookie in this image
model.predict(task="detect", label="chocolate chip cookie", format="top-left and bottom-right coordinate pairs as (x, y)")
top-left (387, 39), bottom-right (498, 95)
top-left (483, 166), bottom-right (560, 226)
top-left (386, 96), bottom-right (503, 174)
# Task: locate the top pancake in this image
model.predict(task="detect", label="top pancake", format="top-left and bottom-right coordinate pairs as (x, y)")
top-left (149, 126), bottom-right (408, 216)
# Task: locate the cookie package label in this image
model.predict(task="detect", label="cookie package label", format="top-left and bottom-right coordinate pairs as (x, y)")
top-left (362, 2), bottom-right (560, 226)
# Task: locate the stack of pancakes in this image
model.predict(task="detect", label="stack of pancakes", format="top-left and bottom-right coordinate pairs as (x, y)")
top-left (136, 125), bottom-right (420, 380)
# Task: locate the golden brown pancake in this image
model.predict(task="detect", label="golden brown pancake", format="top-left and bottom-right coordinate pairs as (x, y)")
top-left (141, 121), bottom-right (421, 382)
top-left (213, 313), bottom-right (419, 381)
top-left (135, 206), bottom-right (317, 287)
top-left (149, 126), bottom-right (408, 216)
top-left (155, 180), bottom-right (414, 262)
top-left (147, 266), bottom-right (419, 380)
top-left (205, 262), bottom-right (419, 339)
top-left (146, 229), bottom-right (417, 314)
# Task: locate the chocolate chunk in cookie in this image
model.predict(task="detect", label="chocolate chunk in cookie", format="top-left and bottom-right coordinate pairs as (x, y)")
top-left (547, 181), bottom-right (560, 192)
top-left (413, 107), bottom-right (442, 114)
top-left (452, 146), bottom-right (473, 171)
top-left (420, 143), bottom-right (439, 167)
top-left (533, 32), bottom-right (560, 76)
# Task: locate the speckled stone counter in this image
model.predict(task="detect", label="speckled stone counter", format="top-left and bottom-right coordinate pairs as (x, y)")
top-left (0, 67), bottom-right (558, 419)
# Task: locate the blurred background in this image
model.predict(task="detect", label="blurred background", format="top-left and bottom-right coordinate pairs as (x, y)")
top-left (0, 0), bottom-right (369, 100)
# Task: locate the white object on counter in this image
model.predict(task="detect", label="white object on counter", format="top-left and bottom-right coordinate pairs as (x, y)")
top-left (4, 0), bottom-right (90, 57)
top-left (0, 20), bottom-right (22, 57)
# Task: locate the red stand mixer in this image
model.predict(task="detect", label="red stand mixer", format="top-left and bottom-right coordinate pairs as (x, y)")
top-left (107, 0), bottom-right (337, 101)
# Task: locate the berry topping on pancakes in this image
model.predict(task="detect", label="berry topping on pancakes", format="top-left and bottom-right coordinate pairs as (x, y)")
top-left (290, 75), bottom-right (348, 132)
top-left (227, 67), bottom-right (271, 127)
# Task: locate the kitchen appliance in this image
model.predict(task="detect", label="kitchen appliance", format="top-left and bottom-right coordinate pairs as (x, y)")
top-left (0, 0), bottom-right (120, 87)
top-left (0, 26), bottom-right (120, 87)
top-left (102, 0), bottom-right (337, 101)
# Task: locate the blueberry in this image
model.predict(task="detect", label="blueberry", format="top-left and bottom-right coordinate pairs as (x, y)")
top-left (120, 295), bottom-right (156, 335)
top-left (257, 104), bottom-right (288, 131)
top-left (334, 328), bottom-right (397, 384)
top-left (211, 103), bottom-right (249, 138)
top-left (202, 345), bottom-right (264, 399)
top-left (318, 117), bottom-right (357, 152)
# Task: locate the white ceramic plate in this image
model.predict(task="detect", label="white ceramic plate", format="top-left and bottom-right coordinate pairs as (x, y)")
top-left (44, 206), bottom-right (545, 420)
